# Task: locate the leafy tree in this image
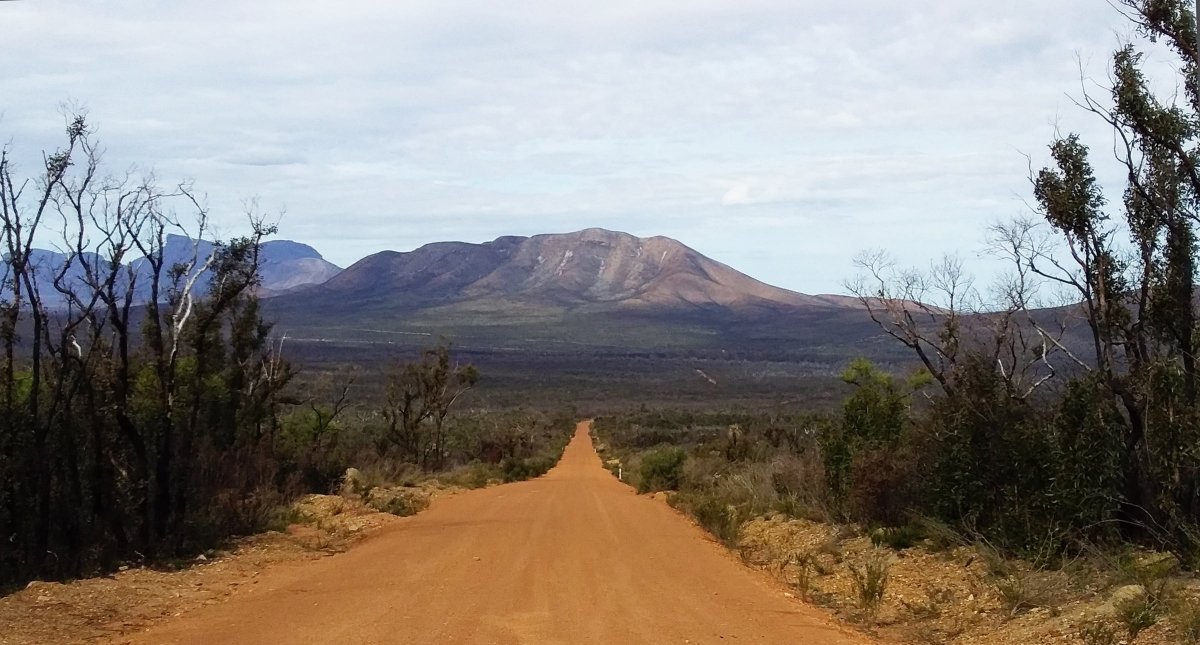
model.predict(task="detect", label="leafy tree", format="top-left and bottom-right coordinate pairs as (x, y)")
top-left (822, 359), bottom-right (926, 500)
top-left (1013, 1), bottom-right (1200, 545)
top-left (0, 113), bottom-right (300, 584)
top-left (852, 2), bottom-right (1200, 556)
top-left (381, 345), bottom-right (479, 470)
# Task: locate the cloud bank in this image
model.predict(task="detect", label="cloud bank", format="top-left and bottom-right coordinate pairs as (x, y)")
top-left (0, 0), bottom-right (1153, 293)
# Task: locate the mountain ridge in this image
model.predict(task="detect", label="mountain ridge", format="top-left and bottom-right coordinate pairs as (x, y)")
top-left (260, 228), bottom-right (894, 359)
top-left (21, 234), bottom-right (342, 307)
top-left (290, 227), bottom-right (849, 314)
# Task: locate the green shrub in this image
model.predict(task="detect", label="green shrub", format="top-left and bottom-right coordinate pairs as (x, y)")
top-left (1078, 620), bottom-right (1119, 645)
top-left (1115, 591), bottom-right (1162, 639)
top-left (671, 492), bottom-right (741, 545)
top-left (1171, 596), bottom-right (1200, 643)
top-left (638, 446), bottom-right (687, 493)
top-left (441, 461), bottom-right (504, 489)
top-left (502, 455), bottom-right (557, 482)
top-left (848, 549), bottom-right (892, 621)
top-left (788, 550), bottom-right (817, 600)
top-left (994, 571), bottom-right (1066, 616)
top-left (264, 504), bottom-right (308, 533)
top-left (849, 443), bottom-right (922, 526)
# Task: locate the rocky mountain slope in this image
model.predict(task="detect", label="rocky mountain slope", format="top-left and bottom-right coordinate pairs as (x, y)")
top-left (266, 229), bottom-right (890, 360)
top-left (294, 228), bottom-right (845, 313)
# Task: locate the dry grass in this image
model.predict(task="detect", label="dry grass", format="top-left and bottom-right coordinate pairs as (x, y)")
top-left (848, 549), bottom-right (891, 622)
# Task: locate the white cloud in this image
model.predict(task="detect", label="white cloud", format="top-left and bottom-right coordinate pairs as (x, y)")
top-left (721, 182), bottom-right (754, 206)
top-left (0, 0), bottom-right (1159, 293)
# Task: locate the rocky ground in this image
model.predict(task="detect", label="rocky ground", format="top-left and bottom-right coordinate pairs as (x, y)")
top-left (738, 515), bottom-right (1200, 645)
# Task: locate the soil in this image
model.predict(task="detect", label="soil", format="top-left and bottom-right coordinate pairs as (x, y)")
top-left (738, 515), bottom-right (1200, 644)
top-left (15, 420), bottom-right (1191, 644)
top-left (0, 494), bottom-right (397, 645)
top-left (1, 421), bottom-right (868, 644)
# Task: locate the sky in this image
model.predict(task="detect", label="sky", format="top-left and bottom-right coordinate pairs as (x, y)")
top-left (0, 0), bottom-right (1175, 294)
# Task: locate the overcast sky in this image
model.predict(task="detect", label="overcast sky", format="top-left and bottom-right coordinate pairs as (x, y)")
top-left (0, 0), bottom-right (1169, 294)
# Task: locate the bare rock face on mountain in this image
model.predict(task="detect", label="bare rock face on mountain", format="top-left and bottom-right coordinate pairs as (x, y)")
top-left (305, 228), bottom-right (842, 313)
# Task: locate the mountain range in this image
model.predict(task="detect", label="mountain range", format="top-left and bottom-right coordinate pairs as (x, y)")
top-left (20, 228), bottom-right (902, 368)
top-left (290, 228), bottom-right (852, 312)
top-left (264, 228), bottom-right (895, 364)
top-left (23, 235), bottom-right (342, 307)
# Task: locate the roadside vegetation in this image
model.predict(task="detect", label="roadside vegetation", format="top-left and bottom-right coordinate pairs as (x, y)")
top-left (595, 6), bottom-right (1200, 641)
top-left (594, 395), bottom-right (1200, 642)
top-left (0, 119), bottom-right (573, 590)
top-left (7, 5), bottom-right (1200, 645)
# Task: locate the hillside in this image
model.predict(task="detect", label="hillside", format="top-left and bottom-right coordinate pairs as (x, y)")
top-left (266, 229), bottom-right (898, 369)
top-left (297, 228), bottom-right (833, 312)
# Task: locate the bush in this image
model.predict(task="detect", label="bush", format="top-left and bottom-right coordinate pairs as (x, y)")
top-left (787, 550), bottom-right (817, 600)
top-left (1115, 591), bottom-right (1162, 639)
top-left (502, 455), bottom-right (557, 482)
top-left (1078, 620), bottom-right (1119, 645)
top-left (441, 462), bottom-right (505, 489)
top-left (869, 524), bottom-right (925, 550)
top-left (671, 491), bottom-right (741, 545)
top-left (1170, 596), bottom-right (1200, 643)
top-left (767, 453), bottom-right (832, 522)
top-left (638, 446), bottom-right (687, 493)
top-left (848, 549), bottom-right (892, 621)
top-left (994, 571), bottom-right (1067, 616)
top-left (848, 443), bottom-right (922, 526)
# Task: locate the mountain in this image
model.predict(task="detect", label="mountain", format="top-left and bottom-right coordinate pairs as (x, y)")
top-left (131, 235), bottom-right (342, 296)
top-left (300, 228), bottom-right (838, 312)
top-left (266, 229), bottom-right (893, 361)
top-left (15, 249), bottom-right (128, 306)
top-left (20, 235), bottom-right (341, 308)
top-left (254, 239), bottom-right (343, 295)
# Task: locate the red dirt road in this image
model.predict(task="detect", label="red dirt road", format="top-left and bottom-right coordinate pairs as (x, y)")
top-left (120, 422), bottom-right (869, 644)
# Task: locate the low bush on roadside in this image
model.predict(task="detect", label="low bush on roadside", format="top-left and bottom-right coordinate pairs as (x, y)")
top-left (994, 571), bottom-right (1067, 616)
top-left (1171, 596), bottom-right (1200, 642)
top-left (332, 408), bottom-right (575, 504)
top-left (502, 454), bottom-right (558, 482)
top-left (670, 491), bottom-right (742, 545)
top-left (848, 549), bottom-right (891, 622)
top-left (1078, 620), bottom-right (1119, 645)
top-left (1115, 591), bottom-right (1162, 639)
top-left (869, 524), bottom-right (925, 550)
top-left (264, 504), bottom-right (310, 533)
top-left (441, 461), bottom-right (505, 489)
top-left (638, 446), bottom-right (687, 493)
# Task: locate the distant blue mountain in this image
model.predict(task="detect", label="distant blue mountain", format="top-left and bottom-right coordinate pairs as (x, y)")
top-left (8, 236), bottom-right (341, 309)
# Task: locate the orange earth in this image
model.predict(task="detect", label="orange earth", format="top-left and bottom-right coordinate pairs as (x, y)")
top-left (114, 421), bottom-right (869, 644)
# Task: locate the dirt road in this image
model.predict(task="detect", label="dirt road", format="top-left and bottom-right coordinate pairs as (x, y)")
top-left (120, 421), bottom-right (867, 644)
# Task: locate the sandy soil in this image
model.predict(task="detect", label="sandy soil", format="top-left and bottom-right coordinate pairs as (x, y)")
top-left (58, 421), bottom-right (868, 644)
top-left (739, 515), bottom-right (1200, 644)
top-left (0, 494), bottom-right (399, 645)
